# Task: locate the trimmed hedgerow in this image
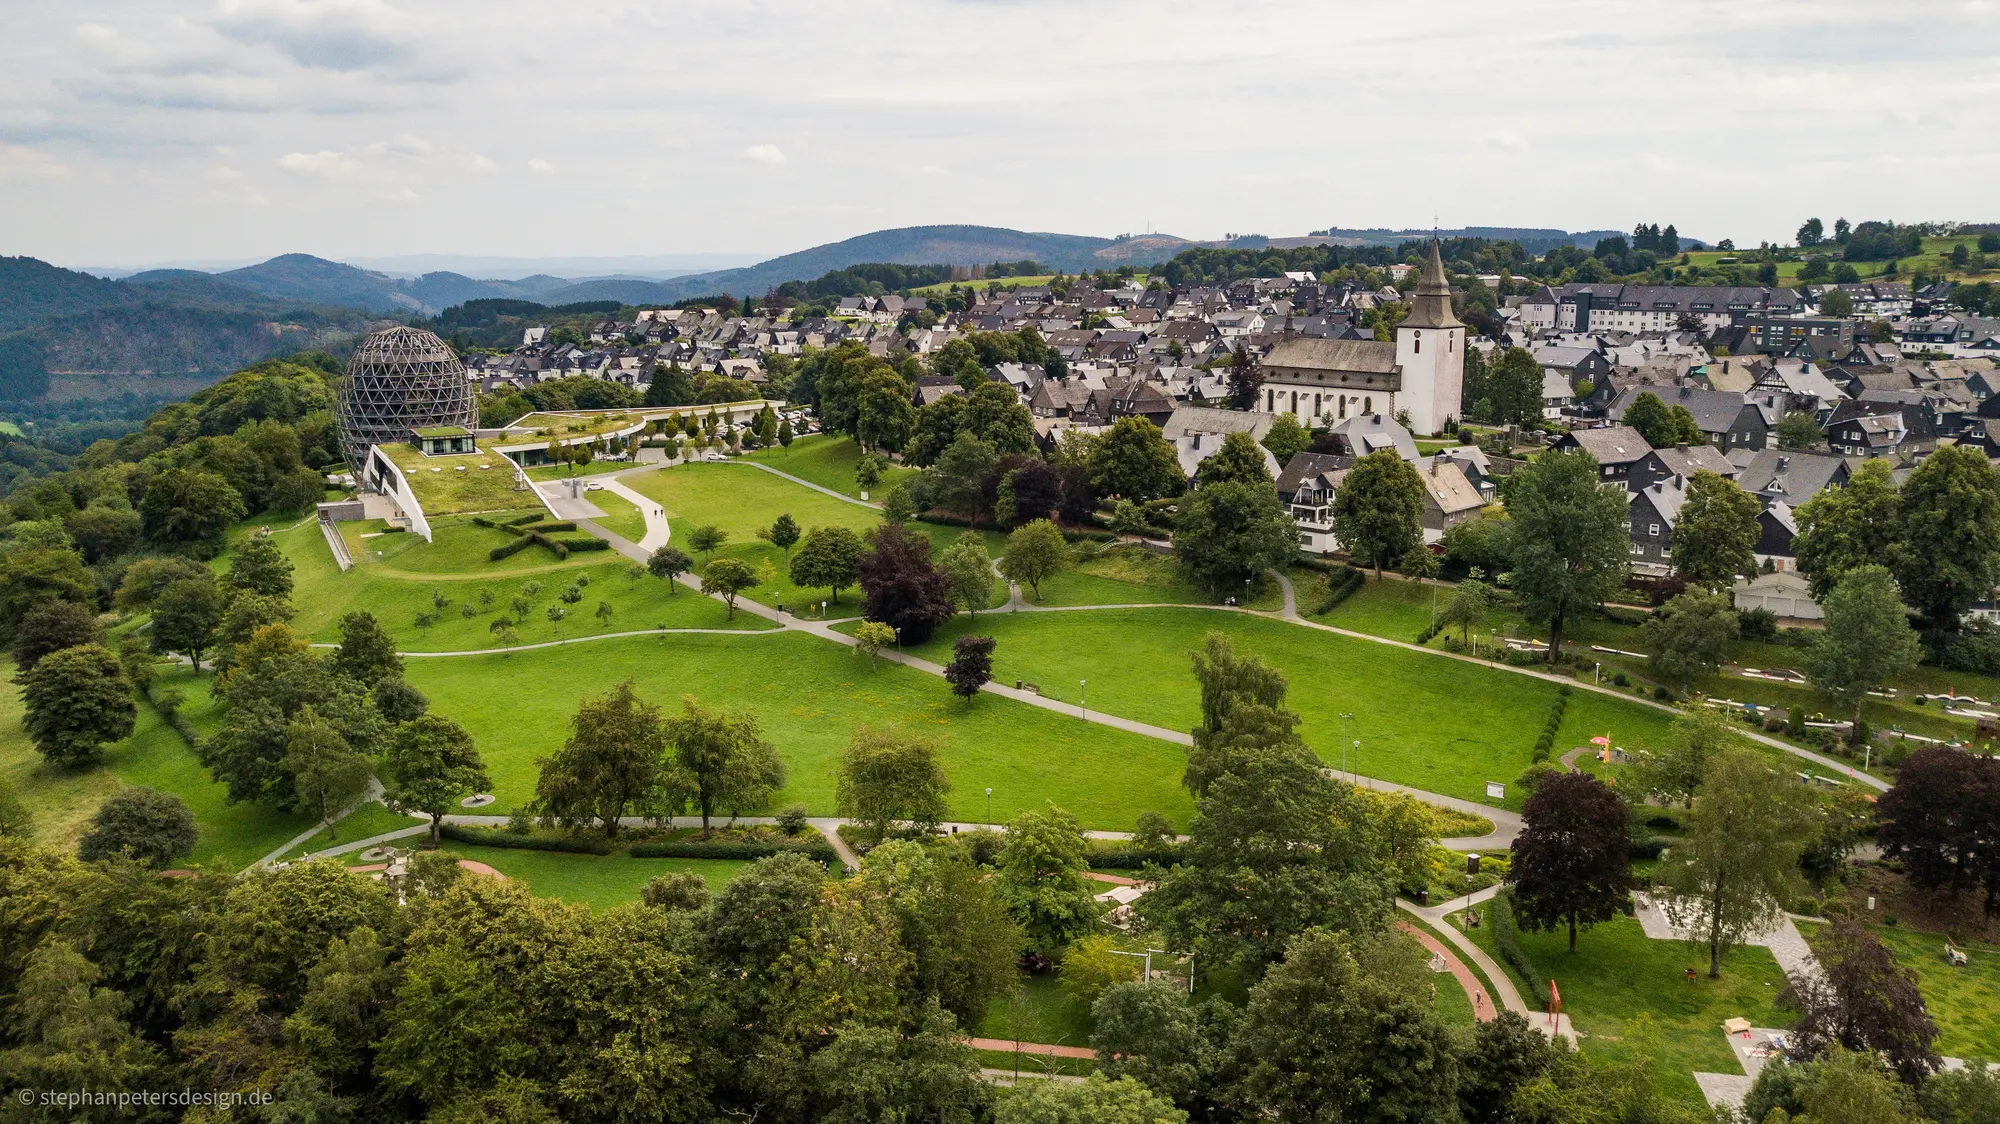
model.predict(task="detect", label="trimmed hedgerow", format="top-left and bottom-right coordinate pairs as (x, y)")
top-left (438, 823), bottom-right (613, 854)
top-left (627, 839), bottom-right (836, 862)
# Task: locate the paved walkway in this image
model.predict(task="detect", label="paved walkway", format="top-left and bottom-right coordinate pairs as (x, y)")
top-left (1396, 887), bottom-right (1577, 1042)
top-left (964, 1037), bottom-right (1094, 1060)
top-left (1396, 918), bottom-right (1495, 1023)
top-left (1632, 892), bottom-right (1819, 981)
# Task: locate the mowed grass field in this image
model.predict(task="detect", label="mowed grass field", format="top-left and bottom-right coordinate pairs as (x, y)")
top-left (743, 434), bottom-right (918, 500)
top-left (1, 661), bottom-right (312, 871)
top-left (1468, 912), bottom-right (1788, 1105)
top-left (404, 630), bottom-right (1195, 831)
top-left (623, 462), bottom-right (1006, 611)
top-left (902, 608), bottom-right (1678, 805)
top-left (395, 844), bottom-right (752, 911)
top-left (278, 519), bottom-right (772, 653)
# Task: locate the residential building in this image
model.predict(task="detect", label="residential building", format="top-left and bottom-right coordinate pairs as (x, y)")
top-left (1556, 425), bottom-right (1651, 484)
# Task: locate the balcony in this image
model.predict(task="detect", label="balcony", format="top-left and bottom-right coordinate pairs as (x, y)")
top-left (1291, 504), bottom-right (1333, 528)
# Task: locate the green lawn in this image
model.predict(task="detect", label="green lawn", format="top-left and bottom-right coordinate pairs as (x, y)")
top-left (404, 631), bottom-right (1195, 831)
top-left (624, 462), bottom-right (1004, 611)
top-left (353, 511), bottom-right (607, 577)
top-left (278, 519), bottom-right (772, 652)
top-left (526, 459), bottom-right (630, 482)
top-left (280, 801), bottom-right (425, 859)
top-left (381, 443), bottom-right (536, 516)
top-left (1313, 575), bottom-right (1441, 640)
top-left (428, 842), bottom-right (750, 911)
top-left (978, 971), bottom-right (1093, 1049)
top-left (909, 275), bottom-right (1061, 297)
top-left (1029, 545), bottom-right (1275, 609)
top-left (1, 660), bottom-right (311, 871)
top-left (584, 486), bottom-right (650, 544)
top-left (1467, 912), bottom-right (1788, 1105)
top-left (900, 608), bottom-right (1678, 804)
top-left (743, 433), bottom-right (919, 500)
top-left (1803, 921), bottom-right (2000, 1064)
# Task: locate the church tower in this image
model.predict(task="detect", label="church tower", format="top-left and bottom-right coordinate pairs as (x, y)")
top-left (1394, 237), bottom-right (1464, 435)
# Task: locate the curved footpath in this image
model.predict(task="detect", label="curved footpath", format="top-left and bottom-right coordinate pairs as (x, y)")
top-left (324, 458), bottom-right (1879, 867)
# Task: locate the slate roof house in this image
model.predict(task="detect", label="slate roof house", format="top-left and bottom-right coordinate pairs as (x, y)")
top-left (1628, 476), bottom-right (1686, 577)
top-left (1733, 450), bottom-right (1856, 506)
top-left (1555, 425), bottom-right (1651, 485)
top-left (1607, 385), bottom-right (1775, 452)
top-left (1629, 442), bottom-right (1738, 494)
top-left (1276, 452), bottom-right (1352, 555)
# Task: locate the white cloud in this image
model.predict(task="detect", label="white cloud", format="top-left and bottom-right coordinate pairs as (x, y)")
top-left (0, 145), bottom-right (70, 180)
top-left (527, 158), bottom-right (554, 174)
top-left (207, 0), bottom-right (425, 72)
top-left (741, 144), bottom-right (786, 166)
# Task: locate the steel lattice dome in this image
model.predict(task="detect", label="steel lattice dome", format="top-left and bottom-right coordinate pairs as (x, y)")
top-left (336, 326), bottom-right (477, 473)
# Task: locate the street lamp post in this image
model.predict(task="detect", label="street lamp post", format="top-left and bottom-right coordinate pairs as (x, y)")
top-left (1080, 679), bottom-right (1088, 720)
top-left (986, 787), bottom-right (993, 828)
top-left (1354, 739), bottom-right (1362, 786)
top-left (1244, 576), bottom-right (1252, 606)
top-left (894, 627), bottom-right (902, 655)
top-left (1340, 712), bottom-right (1354, 778)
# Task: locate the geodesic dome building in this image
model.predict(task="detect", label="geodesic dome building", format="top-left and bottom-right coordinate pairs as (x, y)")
top-left (336, 326), bottom-right (477, 474)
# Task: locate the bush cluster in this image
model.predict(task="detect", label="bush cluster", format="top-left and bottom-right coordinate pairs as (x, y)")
top-left (1488, 889), bottom-right (1550, 997)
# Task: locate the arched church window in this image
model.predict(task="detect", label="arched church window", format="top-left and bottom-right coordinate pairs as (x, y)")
top-left (1413, 332), bottom-right (1421, 354)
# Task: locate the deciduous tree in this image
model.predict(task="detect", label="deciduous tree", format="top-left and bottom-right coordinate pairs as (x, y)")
top-left (532, 681), bottom-right (667, 837)
top-left (332, 610), bottom-right (402, 687)
top-left (996, 804), bottom-right (1098, 959)
top-left (853, 620), bottom-right (896, 670)
top-left (1643, 587), bottom-right (1740, 689)
top-left (383, 714), bottom-right (489, 845)
top-left (1505, 449), bottom-right (1630, 661)
top-left (1794, 458), bottom-right (1900, 601)
top-left (700, 558), bottom-right (759, 619)
top-left (791, 525), bottom-right (865, 603)
top-left (859, 521), bottom-right (955, 644)
top-left (1260, 413), bottom-right (1310, 467)
top-left (1089, 417), bottom-right (1183, 503)
top-left (1331, 449), bottom-right (1425, 579)
top-left (1171, 480), bottom-right (1297, 598)
top-left (1892, 445), bottom-right (2000, 629)
top-left (663, 696), bottom-right (782, 834)
top-left (76, 787), bottom-right (197, 866)
top-left (647, 545), bottom-right (692, 593)
top-left (937, 532), bottom-right (995, 617)
top-left (836, 726), bottom-right (950, 840)
top-left (1659, 748), bottom-right (1815, 977)
top-left (21, 644), bottom-right (134, 767)
top-left (1195, 431), bottom-right (1272, 489)
top-left (284, 706), bottom-right (376, 843)
top-left (943, 635), bottom-right (995, 701)
top-left (1508, 773), bottom-right (1633, 952)
top-left (1782, 916), bottom-right (1941, 1084)
top-left (1803, 564), bottom-right (1921, 736)
top-left (1671, 470), bottom-right (1760, 585)
top-left (1000, 519), bottom-right (1068, 600)
top-left (10, 599), bottom-right (103, 674)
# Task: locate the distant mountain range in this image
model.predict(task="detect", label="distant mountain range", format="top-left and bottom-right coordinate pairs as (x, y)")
top-left (2, 222), bottom-right (1670, 412)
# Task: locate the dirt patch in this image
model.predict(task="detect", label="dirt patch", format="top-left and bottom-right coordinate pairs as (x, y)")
top-left (1840, 867), bottom-right (2000, 942)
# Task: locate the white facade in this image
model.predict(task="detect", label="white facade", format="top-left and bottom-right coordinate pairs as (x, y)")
top-left (1395, 322), bottom-right (1463, 435)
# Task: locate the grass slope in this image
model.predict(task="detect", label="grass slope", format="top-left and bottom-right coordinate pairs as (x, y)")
top-left (404, 630), bottom-right (1194, 831)
top-left (279, 519), bottom-right (772, 652)
top-left (1801, 921), bottom-right (2000, 1064)
top-left (430, 842), bottom-right (750, 911)
top-left (743, 433), bottom-right (918, 500)
top-left (1468, 912), bottom-right (1787, 1104)
top-left (903, 608), bottom-right (1678, 805)
top-left (1, 661), bottom-right (311, 870)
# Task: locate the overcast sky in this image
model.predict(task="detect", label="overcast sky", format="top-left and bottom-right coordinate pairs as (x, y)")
top-left (4, 0), bottom-right (1997, 270)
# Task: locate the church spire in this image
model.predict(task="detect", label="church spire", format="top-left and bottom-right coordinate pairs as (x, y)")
top-left (1402, 236), bottom-right (1461, 329)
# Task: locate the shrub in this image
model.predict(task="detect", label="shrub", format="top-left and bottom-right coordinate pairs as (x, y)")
top-left (627, 839), bottom-right (835, 862)
top-left (1310, 565), bottom-right (1365, 615)
top-left (1652, 685), bottom-right (1673, 701)
top-left (489, 536), bottom-right (537, 561)
top-left (1737, 607), bottom-right (1779, 641)
top-left (775, 804), bottom-right (811, 834)
top-left (1628, 836), bottom-right (1670, 860)
top-left (1611, 671), bottom-right (1629, 687)
top-left (437, 823), bottom-right (612, 854)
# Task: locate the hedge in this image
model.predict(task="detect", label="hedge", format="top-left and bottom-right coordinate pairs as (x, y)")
top-left (557, 536), bottom-right (611, 552)
top-left (628, 839), bottom-right (836, 861)
top-left (489, 536), bottom-right (538, 561)
top-left (533, 520), bottom-right (578, 533)
top-left (1628, 836), bottom-right (1670, 860)
top-left (438, 823), bottom-right (613, 854)
top-left (1310, 565), bottom-right (1364, 615)
top-left (1488, 889), bottom-right (1550, 998)
top-left (505, 512), bottom-right (548, 526)
top-left (1530, 687), bottom-right (1570, 763)
top-left (1085, 848), bottom-right (1181, 870)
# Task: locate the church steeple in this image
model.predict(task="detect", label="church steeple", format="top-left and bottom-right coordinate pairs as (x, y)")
top-left (1402, 237), bottom-right (1461, 330)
